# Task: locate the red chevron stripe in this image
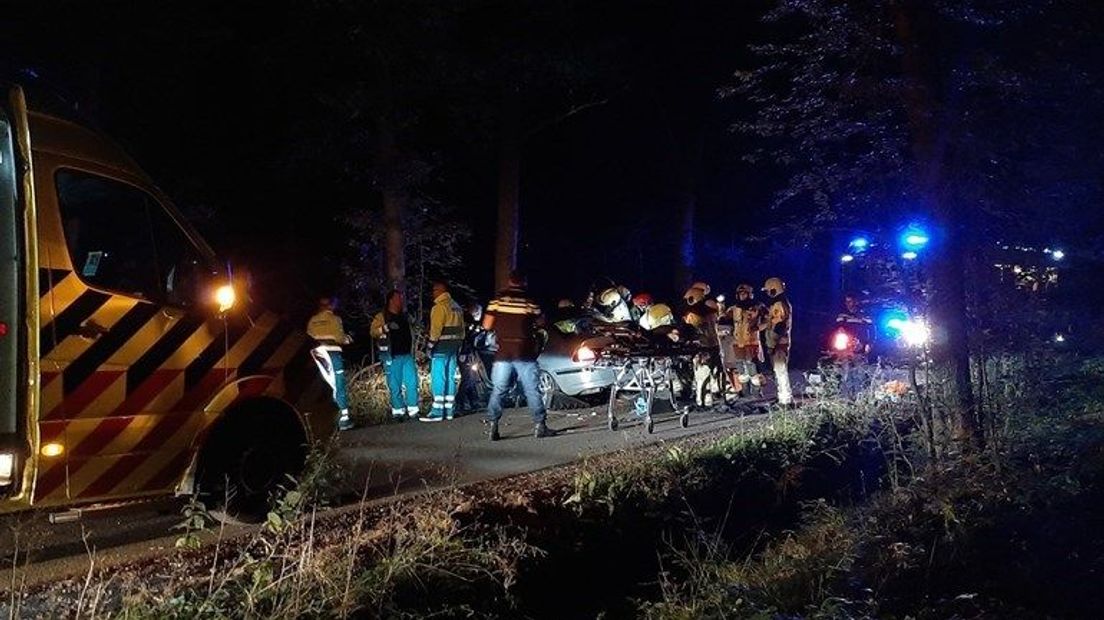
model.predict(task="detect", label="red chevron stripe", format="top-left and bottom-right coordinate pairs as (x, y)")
top-left (131, 412), bottom-right (192, 454)
top-left (140, 448), bottom-right (192, 493)
top-left (39, 421), bottom-right (66, 445)
top-left (34, 459), bottom-right (74, 502)
top-left (45, 370), bottom-right (124, 420)
top-left (173, 368), bottom-right (230, 414)
top-left (76, 453), bottom-right (147, 499)
top-left (41, 371), bottom-right (59, 386)
top-left (70, 416), bottom-right (135, 457)
top-left (116, 369), bottom-right (181, 416)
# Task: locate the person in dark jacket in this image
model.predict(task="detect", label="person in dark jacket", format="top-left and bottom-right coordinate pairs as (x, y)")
top-left (371, 290), bottom-right (419, 419)
top-left (483, 271), bottom-right (558, 440)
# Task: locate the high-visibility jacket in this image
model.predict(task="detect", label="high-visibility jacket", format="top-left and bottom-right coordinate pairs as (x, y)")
top-left (429, 292), bottom-right (465, 355)
top-left (307, 309), bottom-right (351, 349)
top-left (765, 295), bottom-right (793, 350)
top-left (729, 300), bottom-right (766, 348)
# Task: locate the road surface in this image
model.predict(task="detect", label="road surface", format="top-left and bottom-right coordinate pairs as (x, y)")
top-left (0, 398), bottom-right (781, 584)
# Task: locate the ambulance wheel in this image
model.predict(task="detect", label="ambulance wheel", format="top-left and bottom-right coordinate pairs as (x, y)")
top-left (197, 401), bottom-right (308, 524)
top-left (608, 416), bottom-right (619, 431)
top-left (679, 413), bottom-right (690, 428)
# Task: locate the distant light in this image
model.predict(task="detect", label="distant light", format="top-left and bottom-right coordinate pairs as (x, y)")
top-left (900, 225), bottom-right (930, 252)
top-left (573, 345), bottom-right (596, 363)
top-left (900, 320), bottom-right (931, 347)
top-left (1051, 250), bottom-right (1065, 261)
top-left (840, 254), bottom-right (855, 263)
top-left (848, 237), bottom-right (869, 251)
top-left (1054, 333), bottom-right (1066, 343)
top-left (901, 251), bottom-right (918, 260)
top-left (716, 294), bottom-right (726, 304)
top-left (832, 330), bottom-right (851, 351)
top-left (886, 317), bottom-right (907, 331)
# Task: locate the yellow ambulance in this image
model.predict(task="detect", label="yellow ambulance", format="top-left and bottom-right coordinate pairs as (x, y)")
top-left (0, 84), bottom-right (335, 520)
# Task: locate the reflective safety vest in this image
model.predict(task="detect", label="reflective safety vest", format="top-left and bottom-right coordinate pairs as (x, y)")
top-left (307, 309), bottom-right (350, 351)
top-left (429, 293), bottom-right (465, 355)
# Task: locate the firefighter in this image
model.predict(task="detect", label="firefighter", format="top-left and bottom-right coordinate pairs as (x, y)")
top-left (762, 277), bottom-right (794, 406)
top-left (483, 271), bottom-right (558, 440)
top-left (426, 281), bottom-right (465, 421)
top-left (728, 284), bottom-right (767, 397)
top-left (595, 286), bottom-right (634, 322)
top-left (683, 282), bottom-right (721, 407)
top-left (307, 296), bottom-right (354, 430)
top-left (371, 290), bottom-right (419, 419)
top-left (633, 292), bottom-right (675, 331)
top-left (832, 293), bottom-right (874, 398)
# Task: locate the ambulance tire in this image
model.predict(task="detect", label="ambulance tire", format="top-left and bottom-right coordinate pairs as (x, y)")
top-left (197, 402), bottom-right (308, 524)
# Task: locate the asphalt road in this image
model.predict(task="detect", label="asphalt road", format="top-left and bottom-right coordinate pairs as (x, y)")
top-left (0, 396), bottom-right (782, 586)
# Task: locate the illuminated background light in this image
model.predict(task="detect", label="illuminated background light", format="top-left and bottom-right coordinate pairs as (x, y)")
top-left (215, 284), bottom-right (236, 312)
top-left (840, 254), bottom-right (854, 263)
top-left (901, 251), bottom-right (918, 260)
top-left (848, 237), bottom-right (869, 252)
top-left (1051, 249), bottom-right (1065, 261)
top-left (832, 330), bottom-right (851, 351)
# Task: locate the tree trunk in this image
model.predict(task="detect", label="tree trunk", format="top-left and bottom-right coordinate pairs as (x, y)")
top-left (894, 1), bottom-right (980, 446)
top-left (376, 114), bottom-right (406, 293)
top-left (495, 86), bottom-right (522, 292)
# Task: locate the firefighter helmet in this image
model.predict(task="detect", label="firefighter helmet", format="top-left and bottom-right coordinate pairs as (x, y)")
top-left (643, 303), bottom-right (675, 329)
top-left (736, 283), bottom-right (754, 297)
top-left (762, 277), bottom-right (786, 297)
top-left (598, 287), bottom-right (623, 308)
top-left (684, 284), bottom-right (709, 306)
top-left (632, 292), bottom-right (654, 307)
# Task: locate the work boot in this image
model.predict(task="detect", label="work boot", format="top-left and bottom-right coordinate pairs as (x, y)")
top-left (489, 421), bottom-right (500, 442)
top-left (534, 421), bottom-right (558, 438)
top-left (337, 410), bottom-right (354, 431)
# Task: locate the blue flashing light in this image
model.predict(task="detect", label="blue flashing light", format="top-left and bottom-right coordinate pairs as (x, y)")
top-left (900, 225), bottom-right (930, 252)
top-left (881, 309), bottom-right (909, 334)
top-left (840, 254), bottom-right (855, 263)
top-left (901, 251), bottom-right (918, 260)
top-left (1051, 249), bottom-right (1065, 261)
top-left (848, 237), bottom-right (869, 252)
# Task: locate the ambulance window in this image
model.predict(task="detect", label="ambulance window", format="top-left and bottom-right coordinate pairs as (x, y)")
top-left (56, 170), bottom-right (161, 299)
top-left (150, 207), bottom-right (206, 307)
top-left (56, 170), bottom-right (206, 305)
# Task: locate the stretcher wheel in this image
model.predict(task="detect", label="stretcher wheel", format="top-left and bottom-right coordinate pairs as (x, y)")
top-left (608, 416), bottom-right (619, 431)
top-left (646, 417), bottom-right (655, 434)
top-left (679, 412), bottom-right (689, 428)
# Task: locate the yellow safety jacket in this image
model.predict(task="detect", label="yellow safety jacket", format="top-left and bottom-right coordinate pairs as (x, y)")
top-left (429, 292), bottom-right (465, 355)
top-left (765, 295), bottom-right (793, 350)
top-left (307, 309), bottom-right (351, 350)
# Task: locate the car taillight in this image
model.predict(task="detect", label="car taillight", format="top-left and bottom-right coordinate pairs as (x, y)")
top-left (573, 345), bottom-right (596, 363)
top-left (832, 330), bottom-right (851, 352)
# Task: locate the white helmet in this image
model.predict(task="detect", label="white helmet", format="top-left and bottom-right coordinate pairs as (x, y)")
top-left (762, 277), bottom-right (786, 297)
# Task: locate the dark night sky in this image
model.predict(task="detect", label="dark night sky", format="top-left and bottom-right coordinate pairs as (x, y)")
top-left (1, 1), bottom-right (781, 310)
top-left (3, 0), bottom-right (1101, 355)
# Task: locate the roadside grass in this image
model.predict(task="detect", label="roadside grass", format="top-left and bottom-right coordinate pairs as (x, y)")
top-left (17, 354), bottom-right (1101, 619)
top-left (638, 355), bottom-right (1104, 619)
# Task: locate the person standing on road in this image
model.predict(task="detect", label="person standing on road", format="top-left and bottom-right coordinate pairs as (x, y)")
top-left (762, 277), bottom-right (794, 406)
top-left (729, 283), bottom-right (768, 398)
top-left (371, 290), bottom-right (419, 420)
top-left (426, 281), bottom-right (465, 421)
top-left (483, 271), bottom-right (558, 441)
top-left (307, 297), bottom-right (354, 430)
